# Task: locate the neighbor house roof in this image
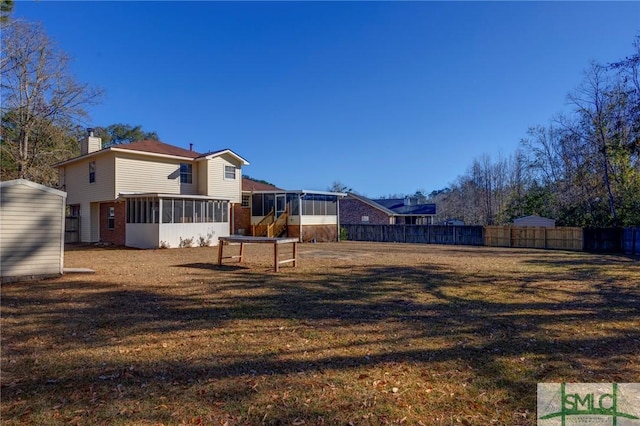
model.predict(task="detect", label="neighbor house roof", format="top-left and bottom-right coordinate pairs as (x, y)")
top-left (373, 198), bottom-right (436, 215)
top-left (346, 193), bottom-right (436, 216)
top-left (346, 193), bottom-right (397, 215)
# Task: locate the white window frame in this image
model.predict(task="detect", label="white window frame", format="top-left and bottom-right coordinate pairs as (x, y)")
top-left (224, 165), bottom-right (236, 180)
top-left (179, 163), bottom-right (193, 184)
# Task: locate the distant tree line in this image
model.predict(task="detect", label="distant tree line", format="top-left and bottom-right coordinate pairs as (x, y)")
top-left (343, 38), bottom-right (639, 227)
top-left (430, 39), bottom-right (640, 227)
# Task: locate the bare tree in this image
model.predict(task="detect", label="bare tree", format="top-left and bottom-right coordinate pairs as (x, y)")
top-left (327, 180), bottom-right (353, 193)
top-left (0, 19), bottom-right (102, 185)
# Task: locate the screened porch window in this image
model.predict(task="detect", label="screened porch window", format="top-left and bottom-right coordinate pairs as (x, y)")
top-left (300, 194), bottom-right (337, 215)
top-left (127, 197), bottom-right (230, 224)
top-left (250, 193), bottom-right (337, 216)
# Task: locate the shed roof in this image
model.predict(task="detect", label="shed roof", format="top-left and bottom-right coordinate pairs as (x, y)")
top-left (0, 179), bottom-right (67, 198)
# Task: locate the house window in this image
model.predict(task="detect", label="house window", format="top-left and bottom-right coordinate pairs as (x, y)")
top-left (361, 215), bottom-right (369, 223)
top-left (89, 161), bottom-right (96, 183)
top-left (224, 165), bottom-right (236, 180)
top-left (67, 205), bottom-right (80, 217)
top-left (180, 163), bottom-right (192, 184)
top-left (108, 207), bottom-right (115, 229)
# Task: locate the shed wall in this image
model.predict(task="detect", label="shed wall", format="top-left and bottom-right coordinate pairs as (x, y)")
top-left (0, 183), bottom-right (65, 280)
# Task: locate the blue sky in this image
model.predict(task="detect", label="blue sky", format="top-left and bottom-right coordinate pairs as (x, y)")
top-left (13, 1), bottom-right (640, 197)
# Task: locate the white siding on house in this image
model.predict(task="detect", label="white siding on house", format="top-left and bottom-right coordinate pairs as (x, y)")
top-left (61, 152), bottom-right (117, 204)
top-left (126, 223), bottom-right (160, 248)
top-left (90, 202), bottom-right (100, 242)
top-left (206, 155), bottom-right (242, 202)
top-left (158, 222), bottom-right (229, 249)
top-left (295, 216), bottom-right (338, 225)
top-left (78, 201), bottom-right (92, 243)
top-left (0, 180), bottom-right (66, 281)
top-left (197, 161), bottom-right (209, 195)
top-left (116, 155), bottom-right (199, 195)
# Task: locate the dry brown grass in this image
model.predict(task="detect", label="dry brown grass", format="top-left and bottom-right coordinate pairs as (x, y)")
top-left (2, 242), bottom-right (639, 425)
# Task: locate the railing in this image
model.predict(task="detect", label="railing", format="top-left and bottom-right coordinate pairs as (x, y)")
top-left (252, 208), bottom-right (274, 237)
top-left (268, 206), bottom-right (289, 238)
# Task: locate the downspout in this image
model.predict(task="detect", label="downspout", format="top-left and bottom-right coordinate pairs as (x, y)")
top-left (298, 193), bottom-right (302, 242)
top-left (336, 195), bottom-right (341, 242)
top-left (231, 201), bottom-right (234, 235)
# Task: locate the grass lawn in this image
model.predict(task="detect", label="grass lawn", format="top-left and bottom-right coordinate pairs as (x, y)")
top-left (1, 242), bottom-right (639, 425)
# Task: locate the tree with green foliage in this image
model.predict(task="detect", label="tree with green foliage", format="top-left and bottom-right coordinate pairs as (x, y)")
top-left (0, 0), bottom-right (13, 22)
top-left (93, 123), bottom-right (159, 147)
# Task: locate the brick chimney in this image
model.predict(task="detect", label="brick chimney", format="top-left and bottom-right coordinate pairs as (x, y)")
top-left (80, 128), bottom-right (102, 155)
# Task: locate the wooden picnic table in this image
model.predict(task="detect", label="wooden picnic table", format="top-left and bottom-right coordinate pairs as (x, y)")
top-left (217, 236), bottom-right (299, 272)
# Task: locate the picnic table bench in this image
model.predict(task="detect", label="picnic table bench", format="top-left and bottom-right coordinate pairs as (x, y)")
top-left (217, 236), bottom-right (299, 272)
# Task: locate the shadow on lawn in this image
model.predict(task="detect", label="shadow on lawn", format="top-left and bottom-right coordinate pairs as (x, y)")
top-left (2, 253), bottom-right (639, 424)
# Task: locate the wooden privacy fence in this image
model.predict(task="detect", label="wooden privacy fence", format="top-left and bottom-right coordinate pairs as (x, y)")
top-left (342, 225), bottom-right (485, 246)
top-left (484, 226), bottom-right (583, 251)
top-left (343, 224), bottom-right (638, 255)
top-left (582, 227), bottom-right (640, 255)
top-left (623, 227), bottom-right (640, 256)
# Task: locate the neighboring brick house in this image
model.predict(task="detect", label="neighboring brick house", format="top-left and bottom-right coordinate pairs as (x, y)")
top-left (55, 130), bottom-right (249, 248)
top-left (340, 193), bottom-right (436, 225)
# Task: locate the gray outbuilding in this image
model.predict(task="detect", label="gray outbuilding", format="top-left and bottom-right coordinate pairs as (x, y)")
top-left (513, 214), bottom-right (556, 228)
top-left (1, 179), bottom-right (67, 283)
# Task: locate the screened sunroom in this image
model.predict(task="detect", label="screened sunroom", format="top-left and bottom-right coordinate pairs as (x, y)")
top-left (245, 190), bottom-right (345, 242)
top-left (121, 193), bottom-right (230, 248)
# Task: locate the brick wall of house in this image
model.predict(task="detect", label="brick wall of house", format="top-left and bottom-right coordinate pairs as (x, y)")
top-left (99, 202), bottom-right (126, 246)
top-left (233, 203), bottom-right (251, 235)
top-left (339, 198), bottom-right (391, 225)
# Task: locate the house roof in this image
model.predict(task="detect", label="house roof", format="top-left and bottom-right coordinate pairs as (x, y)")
top-left (243, 177), bottom-right (282, 191)
top-left (55, 139), bottom-right (249, 167)
top-left (114, 139), bottom-right (203, 158)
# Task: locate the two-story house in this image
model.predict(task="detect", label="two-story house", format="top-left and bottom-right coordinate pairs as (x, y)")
top-left (56, 131), bottom-right (248, 248)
